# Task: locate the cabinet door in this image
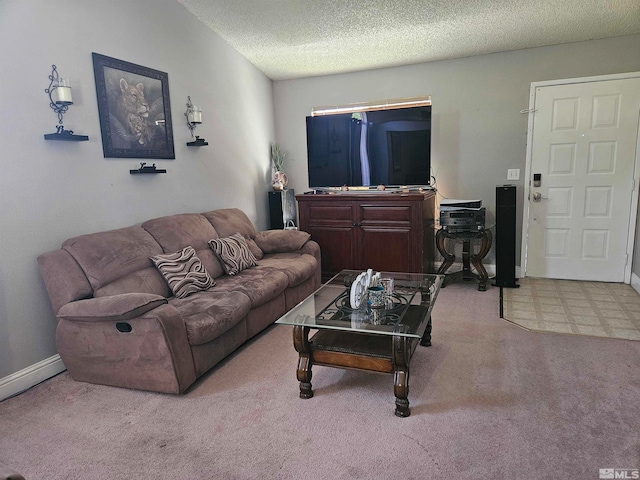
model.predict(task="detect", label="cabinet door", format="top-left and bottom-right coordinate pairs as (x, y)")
top-left (358, 225), bottom-right (414, 272)
top-left (299, 201), bottom-right (357, 274)
top-left (307, 225), bottom-right (356, 274)
top-left (358, 202), bottom-right (421, 272)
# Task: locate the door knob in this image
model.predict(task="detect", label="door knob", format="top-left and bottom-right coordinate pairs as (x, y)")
top-left (532, 192), bottom-right (545, 202)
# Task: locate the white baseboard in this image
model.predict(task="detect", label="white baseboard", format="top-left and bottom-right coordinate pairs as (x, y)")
top-left (631, 272), bottom-right (640, 295)
top-left (0, 355), bottom-right (66, 402)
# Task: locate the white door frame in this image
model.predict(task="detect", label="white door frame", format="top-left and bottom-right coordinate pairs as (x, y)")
top-left (521, 71), bottom-right (640, 283)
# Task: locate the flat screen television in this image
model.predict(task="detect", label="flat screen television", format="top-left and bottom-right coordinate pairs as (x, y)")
top-left (306, 106), bottom-right (431, 189)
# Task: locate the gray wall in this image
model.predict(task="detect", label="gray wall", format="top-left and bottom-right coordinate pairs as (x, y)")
top-left (0, 0), bottom-right (275, 381)
top-left (273, 34), bottom-right (640, 270)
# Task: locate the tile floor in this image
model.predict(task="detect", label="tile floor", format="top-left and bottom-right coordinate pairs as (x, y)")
top-left (502, 277), bottom-right (640, 341)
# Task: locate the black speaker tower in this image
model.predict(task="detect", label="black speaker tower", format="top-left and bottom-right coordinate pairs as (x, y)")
top-left (494, 185), bottom-right (519, 288)
top-left (268, 189), bottom-right (297, 230)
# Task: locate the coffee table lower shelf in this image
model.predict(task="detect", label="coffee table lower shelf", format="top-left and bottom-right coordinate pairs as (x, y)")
top-left (293, 323), bottom-right (430, 417)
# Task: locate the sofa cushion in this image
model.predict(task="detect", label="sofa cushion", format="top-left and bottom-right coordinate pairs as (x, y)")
top-left (142, 213), bottom-right (225, 279)
top-left (37, 249), bottom-right (94, 314)
top-left (151, 246), bottom-right (216, 299)
top-left (209, 233), bottom-right (258, 276)
top-left (202, 208), bottom-right (263, 260)
top-left (214, 268), bottom-right (289, 308)
top-left (256, 252), bottom-right (319, 287)
top-left (254, 230), bottom-right (311, 253)
top-left (94, 267), bottom-right (172, 298)
top-left (62, 226), bottom-right (168, 297)
top-left (168, 290), bottom-right (251, 345)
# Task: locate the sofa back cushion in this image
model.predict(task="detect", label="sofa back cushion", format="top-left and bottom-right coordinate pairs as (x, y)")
top-left (37, 249), bottom-right (94, 314)
top-left (201, 208), bottom-right (263, 260)
top-left (142, 213), bottom-right (225, 279)
top-left (62, 226), bottom-right (171, 298)
top-left (254, 230), bottom-right (311, 253)
top-left (93, 267), bottom-right (172, 298)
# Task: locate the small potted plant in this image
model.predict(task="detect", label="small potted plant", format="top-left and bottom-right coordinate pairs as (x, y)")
top-left (271, 143), bottom-right (288, 190)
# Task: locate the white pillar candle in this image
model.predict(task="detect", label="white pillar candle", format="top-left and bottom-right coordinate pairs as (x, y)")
top-left (189, 107), bottom-right (202, 124)
top-left (53, 79), bottom-right (73, 105)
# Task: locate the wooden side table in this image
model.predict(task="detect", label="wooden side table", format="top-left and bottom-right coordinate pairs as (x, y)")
top-left (436, 228), bottom-right (492, 291)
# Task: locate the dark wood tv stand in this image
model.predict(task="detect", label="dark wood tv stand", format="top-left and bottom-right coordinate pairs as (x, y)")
top-left (296, 191), bottom-right (436, 277)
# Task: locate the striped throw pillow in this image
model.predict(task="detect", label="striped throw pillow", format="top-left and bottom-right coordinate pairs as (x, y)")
top-left (209, 233), bottom-right (258, 276)
top-left (150, 246), bottom-right (215, 298)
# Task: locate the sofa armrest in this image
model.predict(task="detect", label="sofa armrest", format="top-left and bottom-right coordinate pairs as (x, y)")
top-left (299, 239), bottom-right (320, 261)
top-left (56, 300), bottom-right (197, 394)
top-left (254, 230), bottom-right (311, 253)
top-left (57, 293), bottom-right (167, 322)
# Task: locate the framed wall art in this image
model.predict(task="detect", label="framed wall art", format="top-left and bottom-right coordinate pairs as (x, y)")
top-left (92, 53), bottom-right (175, 159)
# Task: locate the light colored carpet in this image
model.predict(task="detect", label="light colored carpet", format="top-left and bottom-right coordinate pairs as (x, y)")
top-left (502, 277), bottom-right (640, 341)
top-left (1, 283), bottom-right (639, 479)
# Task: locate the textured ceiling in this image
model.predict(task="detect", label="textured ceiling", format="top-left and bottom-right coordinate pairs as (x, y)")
top-left (177, 0), bottom-right (640, 80)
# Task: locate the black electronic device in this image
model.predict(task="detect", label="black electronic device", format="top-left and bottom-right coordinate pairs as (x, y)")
top-left (533, 173), bottom-right (541, 187)
top-left (440, 208), bottom-right (486, 230)
top-left (268, 189), bottom-right (297, 230)
top-left (493, 185), bottom-right (519, 288)
top-left (306, 106), bottom-right (431, 188)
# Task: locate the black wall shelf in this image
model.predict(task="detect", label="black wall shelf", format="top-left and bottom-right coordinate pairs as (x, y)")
top-left (130, 163), bottom-right (166, 174)
top-left (44, 132), bottom-right (89, 141)
top-left (187, 136), bottom-right (208, 147)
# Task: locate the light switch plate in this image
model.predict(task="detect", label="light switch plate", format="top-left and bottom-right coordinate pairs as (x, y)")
top-left (507, 169), bottom-right (520, 180)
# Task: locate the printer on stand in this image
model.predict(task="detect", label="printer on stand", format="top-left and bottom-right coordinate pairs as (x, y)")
top-left (439, 198), bottom-right (486, 231)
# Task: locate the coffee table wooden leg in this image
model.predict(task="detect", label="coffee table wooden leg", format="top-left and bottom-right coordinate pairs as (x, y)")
top-left (394, 369), bottom-right (410, 417)
top-left (293, 326), bottom-right (313, 399)
top-left (393, 328), bottom-right (411, 417)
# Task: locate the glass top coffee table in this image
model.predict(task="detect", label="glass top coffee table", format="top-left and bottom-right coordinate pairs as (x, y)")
top-left (276, 269), bottom-right (443, 417)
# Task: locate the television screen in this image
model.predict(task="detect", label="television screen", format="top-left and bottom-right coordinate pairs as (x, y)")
top-left (306, 106), bottom-right (431, 188)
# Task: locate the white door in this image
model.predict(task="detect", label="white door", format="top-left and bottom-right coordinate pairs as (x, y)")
top-left (525, 76), bottom-right (640, 282)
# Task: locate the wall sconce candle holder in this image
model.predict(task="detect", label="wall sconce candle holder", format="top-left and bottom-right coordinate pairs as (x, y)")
top-left (44, 65), bottom-right (88, 141)
top-left (185, 96), bottom-right (208, 146)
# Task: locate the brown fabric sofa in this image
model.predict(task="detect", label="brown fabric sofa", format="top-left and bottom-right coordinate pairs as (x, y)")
top-left (38, 208), bottom-right (321, 394)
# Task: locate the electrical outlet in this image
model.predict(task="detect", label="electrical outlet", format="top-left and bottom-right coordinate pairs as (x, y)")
top-left (507, 169), bottom-right (520, 180)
